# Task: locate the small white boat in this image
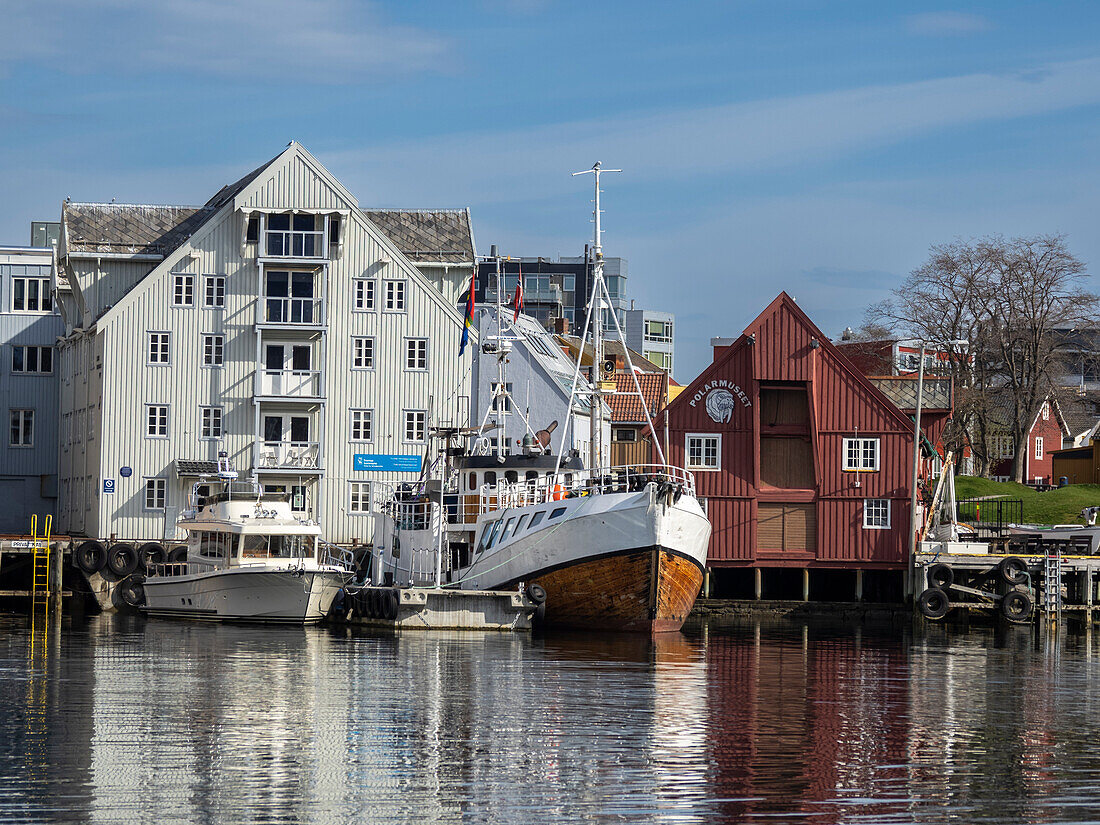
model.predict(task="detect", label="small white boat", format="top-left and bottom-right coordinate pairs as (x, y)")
top-left (143, 475), bottom-right (354, 623)
top-left (1006, 523), bottom-right (1100, 554)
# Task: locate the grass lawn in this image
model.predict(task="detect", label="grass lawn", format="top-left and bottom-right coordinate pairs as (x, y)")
top-left (954, 476), bottom-right (1100, 525)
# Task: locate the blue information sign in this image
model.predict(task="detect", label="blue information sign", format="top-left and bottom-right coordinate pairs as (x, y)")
top-left (353, 454), bottom-right (423, 472)
top-left (103, 479), bottom-right (116, 494)
top-left (119, 466), bottom-right (133, 478)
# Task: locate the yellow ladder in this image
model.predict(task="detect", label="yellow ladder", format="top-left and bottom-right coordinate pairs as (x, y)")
top-left (30, 514), bottom-right (52, 609)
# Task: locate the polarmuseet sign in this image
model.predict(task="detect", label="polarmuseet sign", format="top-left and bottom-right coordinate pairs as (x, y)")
top-left (688, 380), bottom-right (751, 424)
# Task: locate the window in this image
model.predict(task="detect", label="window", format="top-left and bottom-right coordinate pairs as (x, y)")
top-left (172, 274), bottom-right (194, 307)
top-left (1042, 403), bottom-right (1050, 421)
top-left (11, 345), bottom-right (52, 374)
top-left (9, 409), bottom-right (33, 447)
top-left (491, 382), bottom-right (513, 412)
top-left (562, 275), bottom-right (575, 292)
top-left (201, 407), bottom-right (222, 439)
top-left (203, 334), bottom-right (224, 367)
top-left (404, 410), bottom-right (426, 443)
top-left (842, 437), bottom-right (880, 472)
top-left (686, 434), bottom-right (720, 470)
top-left (146, 405), bottom-right (169, 438)
top-left (352, 337), bottom-right (374, 369)
top-left (350, 409), bottom-right (373, 442)
top-left (1035, 437), bottom-right (1044, 461)
top-left (245, 215), bottom-right (259, 243)
top-left (863, 499), bottom-right (891, 529)
top-left (995, 436), bottom-right (1015, 459)
top-left (354, 278), bottom-right (375, 311)
top-left (644, 350), bottom-right (672, 371)
top-left (204, 275), bottom-right (226, 308)
top-left (144, 478), bottom-right (167, 510)
top-left (349, 481), bottom-right (371, 514)
top-left (549, 506), bottom-right (567, 519)
top-left (147, 332), bottom-right (170, 365)
top-left (406, 338), bottom-right (428, 370)
top-left (614, 428), bottom-right (637, 443)
top-left (384, 280), bottom-right (406, 311)
top-left (529, 511), bottom-right (546, 529)
top-left (12, 275), bottom-right (51, 312)
top-left (645, 320), bottom-right (673, 342)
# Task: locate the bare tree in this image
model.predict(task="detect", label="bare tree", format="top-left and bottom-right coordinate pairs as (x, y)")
top-left (868, 235), bottom-right (1096, 482)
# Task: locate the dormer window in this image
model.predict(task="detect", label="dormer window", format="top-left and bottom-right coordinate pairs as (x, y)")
top-left (265, 213), bottom-right (322, 258)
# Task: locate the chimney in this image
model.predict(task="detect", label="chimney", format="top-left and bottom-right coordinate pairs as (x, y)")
top-left (710, 336), bottom-right (737, 359)
top-left (553, 316), bottom-right (571, 335)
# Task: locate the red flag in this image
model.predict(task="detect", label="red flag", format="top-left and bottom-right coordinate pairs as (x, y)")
top-left (513, 281), bottom-right (524, 321)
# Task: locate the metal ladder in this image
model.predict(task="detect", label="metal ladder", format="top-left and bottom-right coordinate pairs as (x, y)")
top-left (1043, 540), bottom-right (1063, 620)
top-left (29, 514), bottom-right (52, 609)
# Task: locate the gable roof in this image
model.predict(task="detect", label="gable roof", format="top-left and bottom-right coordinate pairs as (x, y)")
top-left (557, 335), bottom-right (668, 376)
top-left (62, 202), bottom-right (214, 257)
top-left (364, 209), bottom-right (474, 264)
top-left (608, 372), bottom-right (666, 424)
top-left (1057, 388), bottom-right (1100, 436)
top-left (987, 390), bottom-right (1071, 438)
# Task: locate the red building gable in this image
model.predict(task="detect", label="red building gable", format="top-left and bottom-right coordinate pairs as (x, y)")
top-left (658, 293), bottom-right (922, 570)
top-left (989, 397), bottom-right (1071, 484)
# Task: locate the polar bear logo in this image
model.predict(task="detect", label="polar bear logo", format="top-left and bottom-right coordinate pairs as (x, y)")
top-left (705, 388), bottom-right (737, 423)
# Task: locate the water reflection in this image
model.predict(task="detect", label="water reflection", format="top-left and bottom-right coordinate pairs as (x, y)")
top-left (4, 614), bottom-right (1100, 823)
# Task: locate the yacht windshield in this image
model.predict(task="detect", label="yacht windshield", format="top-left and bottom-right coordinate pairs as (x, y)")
top-left (240, 534), bottom-right (313, 559)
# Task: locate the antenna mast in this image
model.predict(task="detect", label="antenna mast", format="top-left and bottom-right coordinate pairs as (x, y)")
top-left (572, 161), bottom-right (620, 471)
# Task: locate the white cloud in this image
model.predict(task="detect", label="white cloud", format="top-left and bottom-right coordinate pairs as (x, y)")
top-left (0, 0), bottom-right (452, 81)
top-left (905, 12), bottom-right (992, 36)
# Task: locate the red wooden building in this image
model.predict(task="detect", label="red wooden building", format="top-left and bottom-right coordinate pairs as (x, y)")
top-left (657, 293), bottom-right (934, 600)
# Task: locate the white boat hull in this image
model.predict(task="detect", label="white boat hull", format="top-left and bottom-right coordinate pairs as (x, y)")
top-left (143, 566), bottom-right (346, 623)
top-left (1007, 524), bottom-right (1100, 553)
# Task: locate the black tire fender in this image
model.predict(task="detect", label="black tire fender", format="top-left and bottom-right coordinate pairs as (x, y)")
top-left (138, 542), bottom-right (167, 572)
top-left (918, 587), bottom-right (951, 620)
top-left (926, 563), bottom-right (953, 590)
top-left (106, 543), bottom-right (139, 578)
top-left (999, 556), bottom-right (1029, 585)
top-left (167, 545), bottom-right (188, 564)
top-left (382, 590), bottom-right (399, 621)
top-left (1001, 589), bottom-right (1034, 622)
top-left (527, 583), bottom-right (548, 605)
top-left (118, 575), bottom-right (146, 610)
top-left (76, 540), bottom-right (107, 574)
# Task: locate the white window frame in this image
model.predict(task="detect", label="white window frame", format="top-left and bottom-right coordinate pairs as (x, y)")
top-left (144, 477), bottom-right (167, 511)
top-left (349, 481), bottom-right (371, 514)
top-left (11, 275), bottom-right (52, 313)
top-left (842, 437), bottom-right (880, 472)
top-left (995, 435), bottom-right (1015, 459)
top-left (202, 334), bottom-right (224, 367)
top-left (172, 273), bottom-right (195, 307)
top-left (685, 433), bottom-right (721, 471)
top-left (146, 404), bottom-right (169, 438)
top-left (353, 278), bottom-right (375, 311)
top-left (352, 336), bottom-right (374, 370)
top-left (863, 498), bottom-right (891, 529)
top-left (404, 409), bottom-right (427, 444)
top-left (350, 409), bottom-right (373, 442)
top-left (9, 409), bottom-right (34, 447)
top-left (203, 275), bottom-right (226, 308)
top-left (11, 345), bottom-right (53, 375)
top-left (1035, 437), bottom-right (1044, 461)
top-left (384, 280), bottom-right (406, 312)
top-left (200, 406), bottom-right (223, 440)
top-left (614, 428), bottom-right (637, 443)
top-left (147, 331), bottom-right (171, 365)
top-left (405, 338), bottom-right (428, 371)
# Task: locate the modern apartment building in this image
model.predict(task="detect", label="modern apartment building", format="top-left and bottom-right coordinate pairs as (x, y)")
top-left (53, 142), bottom-right (475, 544)
top-left (624, 309), bottom-right (675, 376)
top-left (0, 246), bottom-right (63, 532)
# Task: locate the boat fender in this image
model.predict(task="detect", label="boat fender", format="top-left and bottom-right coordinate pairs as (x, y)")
top-left (381, 590), bottom-right (399, 621)
top-left (368, 589), bottom-right (380, 618)
top-left (138, 542), bottom-right (167, 572)
top-left (917, 587), bottom-right (950, 620)
top-left (76, 540), bottom-right (107, 574)
top-left (106, 543), bottom-right (139, 578)
top-left (117, 575), bottom-right (146, 610)
top-left (526, 583), bottom-right (547, 605)
top-left (926, 563), bottom-right (953, 590)
top-left (168, 545), bottom-right (188, 564)
top-left (1000, 589), bottom-right (1034, 623)
top-left (999, 556), bottom-right (1029, 586)
top-left (293, 567), bottom-right (304, 578)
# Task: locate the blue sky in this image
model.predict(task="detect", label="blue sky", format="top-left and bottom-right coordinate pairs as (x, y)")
top-left (3, 1), bottom-right (1100, 380)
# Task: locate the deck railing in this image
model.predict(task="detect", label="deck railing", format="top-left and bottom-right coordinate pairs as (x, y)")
top-left (257, 441), bottom-right (321, 469)
top-left (264, 229), bottom-right (325, 259)
top-left (258, 369), bottom-right (322, 398)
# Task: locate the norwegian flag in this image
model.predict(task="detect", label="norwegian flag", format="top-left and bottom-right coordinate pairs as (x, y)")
top-left (513, 280), bottom-right (524, 322)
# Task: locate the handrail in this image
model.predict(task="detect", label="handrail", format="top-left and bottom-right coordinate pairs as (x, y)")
top-left (263, 229), bottom-right (325, 258)
top-left (262, 296), bottom-right (323, 325)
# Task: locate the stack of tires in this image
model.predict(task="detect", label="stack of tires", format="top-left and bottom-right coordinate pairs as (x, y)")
top-left (350, 588), bottom-right (401, 622)
top-left (73, 539), bottom-right (187, 612)
top-left (917, 557), bottom-right (1034, 624)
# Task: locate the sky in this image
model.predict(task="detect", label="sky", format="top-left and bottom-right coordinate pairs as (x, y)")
top-left (3, 1), bottom-right (1100, 381)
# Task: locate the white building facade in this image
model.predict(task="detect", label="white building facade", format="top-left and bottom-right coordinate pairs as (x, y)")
top-left (624, 309), bottom-right (675, 377)
top-left (55, 143), bottom-right (474, 545)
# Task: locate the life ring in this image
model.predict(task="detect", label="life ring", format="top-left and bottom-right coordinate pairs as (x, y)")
top-left (926, 563), bottom-right (953, 590)
top-left (917, 587), bottom-right (950, 620)
top-left (526, 583), bottom-right (548, 605)
top-left (76, 540), bottom-right (107, 574)
top-left (168, 545), bottom-right (188, 564)
top-left (551, 484), bottom-right (565, 501)
top-left (1001, 589), bottom-right (1034, 623)
top-left (382, 590), bottom-right (400, 621)
top-left (106, 543), bottom-right (139, 578)
top-left (999, 556), bottom-right (1029, 585)
top-left (138, 542), bottom-right (167, 572)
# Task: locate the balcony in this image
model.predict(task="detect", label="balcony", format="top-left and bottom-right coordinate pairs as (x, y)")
top-left (486, 284), bottom-right (563, 304)
top-left (262, 230), bottom-right (326, 260)
top-left (258, 369), bottom-right (322, 399)
top-left (259, 297), bottom-right (324, 327)
top-left (257, 441), bottom-right (321, 471)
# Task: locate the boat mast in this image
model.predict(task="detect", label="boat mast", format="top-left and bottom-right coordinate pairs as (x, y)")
top-left (572, 162), bottom-right (620, 471)
top-left (493, 251), bottom-right (509, 461)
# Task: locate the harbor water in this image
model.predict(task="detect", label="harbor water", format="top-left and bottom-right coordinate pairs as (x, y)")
top-left (4, 614), bottom-right (1100, 824)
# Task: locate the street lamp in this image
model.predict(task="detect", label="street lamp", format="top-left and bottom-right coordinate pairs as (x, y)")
top-left (909, 338), bottom-right (968, 600)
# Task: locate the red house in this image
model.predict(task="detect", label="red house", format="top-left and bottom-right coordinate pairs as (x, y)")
top-left (987, 393), bottom-right (1070, 484)
top-left (657, 293), bottom-right (933, 601)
